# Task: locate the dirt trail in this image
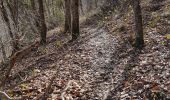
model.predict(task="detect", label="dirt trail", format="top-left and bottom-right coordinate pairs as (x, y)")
top-left (47, 27), bottom-right (122, 99)
top-left (74, 27), bottom-right (119, 99)
top-left (14, 26), bottom-right (123, 100)
top-left (3, 21), bottom-right (170, 99)
top-left (5, 4), bottom-right (170, 98)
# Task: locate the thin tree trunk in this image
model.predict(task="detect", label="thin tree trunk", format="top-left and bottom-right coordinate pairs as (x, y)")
top-left (71, 0), bottom-right (79, 40)
top-left (30, 0), bottom-right (36, 10)
top-left (30, 0), bottom-right (40, 30)
top-left (38, 0), bottom-right (47, 44)
top-left (95, 0), bottom-right (98, 8)
top-left (86, 0), bottom-right (93, 12)
top-left (45, 0), bottom-right (51, 17)
top-left (0, 0), bottom-right (19, 53)
top-left (79, 0), bottom-right (84, 15)
top-left (64, 0), bottom-right (71, 33)
top-left (132, 0), bottom-right (144, 49)
top-left (0, 37), bottom-right (7, 62)
top-left (5, 0), bottom-right (19, 30)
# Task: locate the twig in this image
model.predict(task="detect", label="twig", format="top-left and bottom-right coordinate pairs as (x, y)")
top-left (61, 80), bottom-right (72, 100)
top-left (0, 91), bottom-right (24, 100)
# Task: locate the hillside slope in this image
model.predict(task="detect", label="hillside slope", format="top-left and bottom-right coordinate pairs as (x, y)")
top-left (0, 0), bottom-right (170, 99)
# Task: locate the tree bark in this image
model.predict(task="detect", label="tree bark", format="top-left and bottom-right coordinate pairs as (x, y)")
top-left (0, 37), bottom-right (7, 62)
top-left (0, 41), bottom-right (39, 88)
top-left (38, 0), bottom-right (47, 44)
top-left (64, 0), bottom-right (71, 33)
top-left (71, 0), bottom-right (79, 40)
top-left (0, 0), bottom-right (19, 53)
top-left (30, 0), bottom-right (36, 10)
top-left (5, 0), bottom-right (18, 28)
top-left (86, 0), bottom-right (93, 12)
top-left (132, 0), bottom-right (144, 49)
top-left (95, 0), bottom-right (98, 8)
top-left (79, 0), bottom-right (84, 15)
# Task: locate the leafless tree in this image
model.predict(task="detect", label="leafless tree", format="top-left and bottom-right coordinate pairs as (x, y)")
top-left (132, 0), bottom-right (144, 49)
top-left (38, 0), bottom-right (47, 44)
top-left (0, 0), bottom-right (19, 53)
top-left (71, 0), bottom-right (79, 40)
top-left (64, 0), bottom-right (71, 33)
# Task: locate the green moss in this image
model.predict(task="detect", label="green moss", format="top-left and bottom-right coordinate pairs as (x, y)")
top-left (55, 41), bottom-right (61, 48)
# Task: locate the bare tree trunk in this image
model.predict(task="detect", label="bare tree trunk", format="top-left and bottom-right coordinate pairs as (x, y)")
top-left (30, 0), bottom-right (36, 10)
top-left (30, 0), bottom-right (40, 31)
top-left (0, 37), bottom-right (7, 62)
top-left (79, 0), bottom-right (84, 15)
top-left (45, 0), bottom-right (51, 17)
top-left (95, 0), bottom-right (98, 8)
top-left (5, 0), bottom-right (19, 30)
top-left (64, 0), bottom-right (71, 33)
top-left (132, 0), bottom-right (144, 49)
top-left (0, 0), bottom-right (19, 53)
top-left (38, 0), bottom-right (47, 44)
top-left (71, 0), bottom-right (79, 40)
top-left (86, 0), bottom-right (93, 12)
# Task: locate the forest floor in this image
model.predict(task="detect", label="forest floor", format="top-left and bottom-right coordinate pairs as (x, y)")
top-left (1, 0), bottom-right (170, 100)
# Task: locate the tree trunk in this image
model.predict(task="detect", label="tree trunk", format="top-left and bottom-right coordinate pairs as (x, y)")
top-left (132, 0), bottom-right (144, 49)
top-left (30, 0), bottom-right (36, 10)
top-left (38, 0), bottom-right (47, 44)
top-left (86, 0), bottom-right (93, 12)
top-left (80, 0), bottom-right (84, 15)
top-left (64, 0), bottom-right (71, 33)
top-left (71, 0), bottom-right (79, 40)
top-left (5, 0), bottom-right (18, 28)
top-left (0, 37), bottom-right (7, 62)
top-left (95, 0), bottom-right (98, 8)
top-left (0, 0), bottom-right (19, 53)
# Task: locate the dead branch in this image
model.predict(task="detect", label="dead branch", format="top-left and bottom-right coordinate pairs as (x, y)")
top-left (0, 40), bottom-right (40, 88)
top-left (7, 74), bottom-right (41, 90)
top-left (34, 66), bottom-right (60, 100)
top-left (61, 80), bottom-right (73, 100)
top-left (35, 76), bottom-right (56, 100)
top-left (61, 80), bottom-right (81, 100)
top-left (0, 91), bottom-right (24, 100)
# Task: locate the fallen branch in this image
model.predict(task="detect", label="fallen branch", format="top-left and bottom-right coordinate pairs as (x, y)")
top-left (7, 74), bottom-right (41, 90)
top-left (34, 66), bottom-right (60, 100)
top-left (0, 91), bottom-right (25, 100)
top-left (61, 80), bottom-right (73, 100)
top-left (0, 41), bottom-right (40, 88)
top-left (61, 80), bottom-right (81, 100)
top-left (8, 88), bottom-right (37, 96)
top-left (35, 76), bottom-right (56, 100)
